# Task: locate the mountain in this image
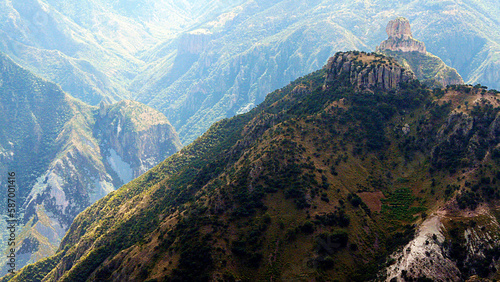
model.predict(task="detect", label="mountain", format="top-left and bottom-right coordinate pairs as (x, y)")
top-left (376, 17), bottom-right (464, 88)
top-left (2, 0), bottom-right (500, 145)
top-left (0, 0), bottom-right (245, 105)
top-left (0, 53), bottom-right (182, 275)
top-left (130, 0), bottom-right (500, 144)
top-left (7, 52), bottom-right (500, 281)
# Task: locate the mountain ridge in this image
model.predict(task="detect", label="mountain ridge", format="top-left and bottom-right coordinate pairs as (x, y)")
top-left (0, 52), bottom-right (182, 275)
top-left (7, 51), bottom-right (500, 281)
top-left (2, 1), bottom-right (500, 145)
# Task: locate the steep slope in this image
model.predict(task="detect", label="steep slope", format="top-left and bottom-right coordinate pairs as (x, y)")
top-left (9, 52), bottom-right (500, 281)
top-left (0, 53), bottom-right (182, 275)
top-left (377, 17), bottom-right (464, 88)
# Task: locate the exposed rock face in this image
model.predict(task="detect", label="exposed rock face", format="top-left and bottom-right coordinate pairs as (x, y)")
top-left (95, 100), bottom-right (182, 179)
top-left (324, 52), bottom-right (415, 90)
top-left (376, 17), bottom-right (426, 54)
top-left (0, 54), bottom-right (182, 275)
top-left (385, 207), bottom-right (500, 281)
top-left (9, 99), bottom-right (182, 275)
top-left (385, 216), bottom-right (461, 281)
top-left (178, 29), bottom-right (213, 55)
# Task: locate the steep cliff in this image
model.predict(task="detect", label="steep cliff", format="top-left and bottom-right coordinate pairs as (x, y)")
top-left (0, 53), bottom-right (181, 275)
top-left (324, 51), bottom-right (415, 90)
top-left (95, 100), bottom-right (182, 179)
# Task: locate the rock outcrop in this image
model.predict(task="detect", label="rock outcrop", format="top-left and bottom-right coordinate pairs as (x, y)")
top-left (94, 100), bottom-right (182, 179)
top-left (377, 17), bottom-right (426, 54)
top-left (324, 51), bottom-right (415, 90)
top-left (385, 216), bottom-right (462, 282)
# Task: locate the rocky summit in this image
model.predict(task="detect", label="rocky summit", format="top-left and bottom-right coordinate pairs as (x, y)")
top-left (376, 17), bottom-right (426, 54)
top-left (324, 51), bottom-right (415, 90)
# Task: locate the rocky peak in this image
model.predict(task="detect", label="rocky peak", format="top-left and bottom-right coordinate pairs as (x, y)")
top-left (386, 17), bottom-right (413, 40)
top-left (324, 51), bottom-right (415, 90)
top-left (376, 17), bottom-right (426, 54)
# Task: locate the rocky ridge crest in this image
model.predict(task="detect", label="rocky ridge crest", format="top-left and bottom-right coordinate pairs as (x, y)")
top-left (324, 51), bottom-right (415, 90)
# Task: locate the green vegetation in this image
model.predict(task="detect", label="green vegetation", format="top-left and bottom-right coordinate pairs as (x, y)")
top-left (9, 51), bottom-right (500, 282)
top-left (380, 50), bottom-right (463, 87)
top-left (382, 188), bottom-right (426, 222)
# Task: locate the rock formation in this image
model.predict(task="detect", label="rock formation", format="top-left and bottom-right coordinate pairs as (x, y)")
top-left (324, 52), bottom-right (415, 90)
top-left (376, 17), bottom-right (464, 87)
top-left (376, 17), bottom-right (426, 54)
top-left (94, 100), bottom-right (182, 179)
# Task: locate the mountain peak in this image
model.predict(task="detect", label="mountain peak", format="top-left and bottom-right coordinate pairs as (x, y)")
top-left (387, 17), bottom-right (413, 39)
top-left (375, 18), bottom-right (464, 87)
top-left (324, 51), bottom-right (415, 90)
top-left (377, 17), bottom-right (426, 54)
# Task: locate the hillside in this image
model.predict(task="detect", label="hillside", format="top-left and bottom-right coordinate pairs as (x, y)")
top-left (7, 51), bottom-right (500, 281)
top-left (0, 53), bottom-right (182, 275)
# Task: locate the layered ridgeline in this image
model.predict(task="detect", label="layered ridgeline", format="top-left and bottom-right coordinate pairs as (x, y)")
top-left (8, 52), bottom-right (500, 281)
top-left (376, 17), bottom-right (463, 88)
top-left (0, 0), bottom-right (243, 105)
top-left (1, 1), bottom-right (500, 145)
top-left (0, 53), bottom-right (181, 275)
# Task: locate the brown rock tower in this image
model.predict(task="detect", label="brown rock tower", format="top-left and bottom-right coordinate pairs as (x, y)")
top-left (376, 17), bottom-right (426, 53)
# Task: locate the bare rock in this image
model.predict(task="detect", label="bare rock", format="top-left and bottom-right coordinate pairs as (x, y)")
top-left (324, 51), bottom-right (415, 91)
top-left (377, 17), bottom-right (426, 54)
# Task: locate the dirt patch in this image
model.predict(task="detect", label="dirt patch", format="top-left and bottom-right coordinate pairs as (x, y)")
top-left (326, 98), bottom-right (348, 111)
top-left (358, 191), bottom-right (385, 213)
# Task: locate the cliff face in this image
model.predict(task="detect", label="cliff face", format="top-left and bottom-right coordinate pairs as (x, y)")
top-left (95, 100), bottom-right (182, 180)
top-left (376, 17), bottom-right (426, 54)
top-left (0, 54), bottom-right (182, 276)
top-left (324, 51), bottom-right (415, 90)
top-left (178, 30), bottom-right (213, 56)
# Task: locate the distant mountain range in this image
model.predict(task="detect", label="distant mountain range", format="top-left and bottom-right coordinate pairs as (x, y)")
top-left (7, 50), bottom-right (500, 282)
top-left (2, 1), bottom-right (500, 280)
top-left (1, 0), bottom-right (499, 144)
top-left (0, 53), bottom-right (181, 275)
